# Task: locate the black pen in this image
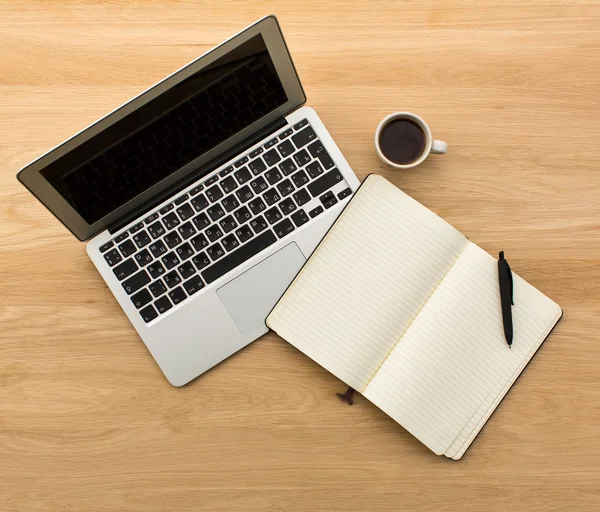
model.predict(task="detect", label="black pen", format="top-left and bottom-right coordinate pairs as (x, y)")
top-left (497, 251), bottom-right (514, 348)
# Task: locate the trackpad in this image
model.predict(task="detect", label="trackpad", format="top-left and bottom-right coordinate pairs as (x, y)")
top-left (216, 243), bottom-right (306, 336)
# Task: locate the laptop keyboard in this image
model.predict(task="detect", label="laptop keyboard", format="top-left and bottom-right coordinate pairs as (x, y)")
top-left (99, 119), bottom-right (351, 324)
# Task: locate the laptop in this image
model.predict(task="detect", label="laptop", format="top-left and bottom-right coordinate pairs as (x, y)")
top-left (17, 16), bottom-right (360, 386)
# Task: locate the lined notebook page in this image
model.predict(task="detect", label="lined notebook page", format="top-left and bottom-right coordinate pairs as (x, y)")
top-left (267, 175), bottom-right (468, 392)
top-left (363, 242), bottom-right (562, 457)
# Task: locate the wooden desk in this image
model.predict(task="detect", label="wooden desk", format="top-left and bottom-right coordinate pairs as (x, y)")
top-left (1, 1), bottom-right (599, 510)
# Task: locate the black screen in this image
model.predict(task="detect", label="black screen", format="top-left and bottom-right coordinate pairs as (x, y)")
top-left (41, 34), bottom-right (287, 224)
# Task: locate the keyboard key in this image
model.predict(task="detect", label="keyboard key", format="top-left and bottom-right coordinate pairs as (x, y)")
top-left (291, 126), bottom-right (317, 149)
top-left (291, 209), bottom-right (309, 227)
top-left (140, 304), bottom-right (158, 323)
top-left (234, 156), bottom-right (249, 168)
top-left (221, 194), bottom-right (239, 212)
top-left (189, 185), bottom-right (204, 196)
top-left (250, 215), bottom-right (268, 234)
top-left (293, 188), bottom-right (311, 207)
top-left (293, 149), bottom-right (311, 168)
top-left (119, 240), bottom-right (137, 258)
top-left (129, 222), bottom-right (144, 234)
top-left (291, 170), bottom-right (309, 188)
top-left (99, 241), bottom-right (114, 253)
top-left (279, 198), bottom-right (297, 215)
top-left (263, 149), bottom-right (281, 167)
top-left (176, 203), bottom-right (194, 221)
top-left (249, 158), bottom-right (267, 175)
top-left (202, 231), bottom-right (277, 285)
top-left (113, 258), bottom-right (138, 281)
top-left (154, 296), bottom-right (173, 314)
top-left (174, 194), bottom-right (189, 206)
top-left (279, 158), bottom-right (297, 176)
top-left (234, 166), bottom-right (252, 184)
top-left (122, 270), bottom-right (150, 295)
top-left (207, 242), bottom-right (225, 261)
top-left (147, 262), bottom-right (166, 279)
top-left (308, 140), bottom-right (335, 169)
top-left (206, 184), bottom-right (223, 202)
top-left (163, 271), bottom-right (181, 288)
top-left (249, 147), bottom-right (264, 158)
top-left (293, 119), bottom-right (308, 130)
top-left (220, 165), bottom-right (234, 177)
top-left (219, 215), bottom-right (237, 233)
top-left (222, 234), bottom-right (240, 252)
top-left (250, 176), bottom-right (268, 194)
top-left (309, 205), bottom-right (324, 218)
top-left (265, 168), bottom-right (282, 185)
top-left (164, 233), bottom-right (182, 250)
top-left (205, 174), bottom-right (219, 186)
top-left (131, 289), bottom-right (152, 309)
top-left (207, 204), bottom-right (225, 221)
top-left (233, 206), bottom-right (251, 224)
top-left (277, 179), bottom-right (295, 197)
top-left (308, 169), bottom-right (343, 197)
top-left (183, 275), bottom-right (205, 296)
top-left (133, 230), bottom-right (151, 248)
top-left (338, 187), bottom-right (352, 200)
top-left (264, 206), bottom-right (282, 225)
top-left (177, 221), bottom-right (196, 240)
top-left (235, 224), bottom-right (253, 243)
top-left (221, 176), bottom-right (238, 194)
top-left (159, 204), bottom-right (173, 215)
top-left (274, 218), bottom-right (295, 239)
top-left (114, 232), bottom-right (129, 243)
top-left (175, 242), bottom-right (194, 261)
top-left (147, 221), bottom-right (165, 239)
top-left (192, 252), bottom-right (211, 271)
top-left (263, 188), bottom-right (281, 206)
top-left (163, 212), bottom-right (180, 230)
top-left (279, 128), bottom-right (293, 140)
top-left (178, 261), bottom-right (196, 280)
top-left (306, 161), bottom-right (324, 179)
top-left (149, 280), bottom-right (167, 298)
top-left (248, 197), bottom-right (266, 215)
top-left (205, 225), bottom-right (223, 242)
top-left (190, 233), bottom-right (209, 252)
top-left (168, 287), bottom-right (187, 305)
top-left (264, 137), bottom-right (278, 148)
top-left (321, 191), bottom-right (338, 209)
top-left (103, 248), bottom-right (122, 267)
top-left (235, 185), bottom-right (254, 203)
top-left (134, 249), bottom-right (153, 267)
top-left (161, 251), bottom-right (180, 270)
top-left (149, 240), bottom-right (167, 258)
top-left (191, 194), bottom-right (209, 212)
top-left (192, 213), bottom-right (210, 231)
top-left (277, 140), bottom-right (294, 157)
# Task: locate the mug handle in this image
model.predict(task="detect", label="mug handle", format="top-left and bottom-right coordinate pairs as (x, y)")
top-left (431, 140), bottom-right (448, 154)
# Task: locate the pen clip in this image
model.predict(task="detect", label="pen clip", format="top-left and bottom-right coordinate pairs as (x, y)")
top-left (508, 262), bottom-right (514, 305)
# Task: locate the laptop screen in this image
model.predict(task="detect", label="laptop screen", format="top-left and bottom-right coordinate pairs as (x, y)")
top-left (39, 34), bottom-right (287, 225)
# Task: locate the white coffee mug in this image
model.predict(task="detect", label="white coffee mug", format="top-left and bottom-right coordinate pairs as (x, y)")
top-left (375, 112), bottom-right (447, 169)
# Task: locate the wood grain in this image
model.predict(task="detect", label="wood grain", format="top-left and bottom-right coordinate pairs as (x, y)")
top-left (1, 1), bottom-right (599, 511)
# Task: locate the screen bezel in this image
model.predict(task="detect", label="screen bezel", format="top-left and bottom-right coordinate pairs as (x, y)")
top-left (17, 15), bottom-right (305, 241)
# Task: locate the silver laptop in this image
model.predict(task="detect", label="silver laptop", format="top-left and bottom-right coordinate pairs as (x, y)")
top-left (17, 16), bottom-right (359, 386)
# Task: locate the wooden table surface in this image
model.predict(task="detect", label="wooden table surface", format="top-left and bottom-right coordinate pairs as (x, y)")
top-left (2, 1), bottom-right (599, 511)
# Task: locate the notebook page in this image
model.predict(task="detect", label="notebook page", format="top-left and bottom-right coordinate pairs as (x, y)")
top-left (363, 242), bottom-right (562, 456)
top-left (267, 175), bottom-right (468, 391)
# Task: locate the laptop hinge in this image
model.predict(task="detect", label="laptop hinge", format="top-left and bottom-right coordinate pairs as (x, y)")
top-left (108, 116), bottom-right (288, 235)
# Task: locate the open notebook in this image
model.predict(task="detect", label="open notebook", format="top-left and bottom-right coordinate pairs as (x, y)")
top-left (267, 174), bottom-right (562, 459)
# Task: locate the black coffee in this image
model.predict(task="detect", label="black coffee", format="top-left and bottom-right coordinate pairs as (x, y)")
top-left (379, 119), bottom-right (426, 165)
